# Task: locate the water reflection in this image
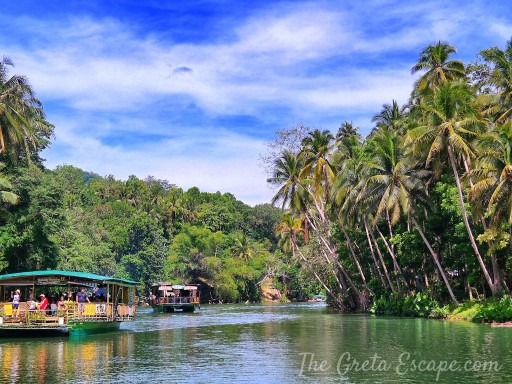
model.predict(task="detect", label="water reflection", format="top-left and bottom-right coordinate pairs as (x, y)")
top-left (0, 304), bottom-right (510, 383)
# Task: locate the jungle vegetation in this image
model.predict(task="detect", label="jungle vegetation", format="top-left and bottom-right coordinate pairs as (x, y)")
top-left (268, 39), bottom-right (512, 314)
top-left (2, 38), bottom-right (512, 312)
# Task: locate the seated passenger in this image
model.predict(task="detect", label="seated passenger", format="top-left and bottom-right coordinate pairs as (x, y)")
top-left (39, 294), bottom-right (49, 313)
top-left (28, 299), bottom-right (37, 310)
top-left (58, 296), bottom-right (67, 310)
top-left (50, 300), bottom-right (58, 316)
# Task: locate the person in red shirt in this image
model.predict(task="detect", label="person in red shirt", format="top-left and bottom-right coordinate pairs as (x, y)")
top-left (39, 294), bottom-right (49, 313)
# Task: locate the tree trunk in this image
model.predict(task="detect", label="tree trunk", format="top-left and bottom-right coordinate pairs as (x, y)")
top-left (363, 219), bottom-right (387, 289)
top-left (447, 144), bottom-right (497, 294)
top-left (295, 245), bottom-right (344, 308)
top-left (340, 221), bottom-right (368, 290)
top-left (411, 216), bottom-right (458, 305)
top-left (376, 226), bottom-right (407, 292)
top-left (369, 225), bottom-right (395, 292)
top-left (463, 154), bottom-right (501, 292)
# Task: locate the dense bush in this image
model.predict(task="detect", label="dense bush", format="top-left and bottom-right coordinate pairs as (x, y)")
top-left (473, 297), bottom-right (512, 323)
top-left (370, 291), bottom-right (447, 318)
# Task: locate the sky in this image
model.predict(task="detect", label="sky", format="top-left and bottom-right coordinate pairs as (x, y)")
top-left (1, 0), bottom-right (512, 206)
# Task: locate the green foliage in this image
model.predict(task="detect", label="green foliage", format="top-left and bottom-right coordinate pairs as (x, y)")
top-left (370, 291), bottom-right (445, 318)
top-left (473, 297), bottom-right (512, 323)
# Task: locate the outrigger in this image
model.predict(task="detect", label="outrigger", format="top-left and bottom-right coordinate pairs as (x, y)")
top-left (0, 270), bottom-right (138, 337)
top-left (150, 282), bottom-right (200, 313)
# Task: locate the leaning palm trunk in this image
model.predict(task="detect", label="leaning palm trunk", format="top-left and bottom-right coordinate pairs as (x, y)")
top-left (368, 224), bottom-right (396, 292)
top-left (340, 221), bottom-right (368, 290)
top-left (306, 197), bottom-right (368, 310)
top-left (294, 244), bottom-right (345, 308)
top-left (363, 219), bottom-right (389, 289)
top-left (376, 227), bottom-right (408, 293)
top-left (447, 145), bottom-right (497, 294)
top-left (411, 216), bottom-right (459, 305)
top-left (462, 155), bottom-right (501, 291)
top-left (304, 210), bottom-right (350, 297)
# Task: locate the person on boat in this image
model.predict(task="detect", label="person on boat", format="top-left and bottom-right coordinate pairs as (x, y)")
top-left (12, 289), bottom-right (20, 317)
top-left (28, 298), bottom-right (37, 310)
top-left (39, 294), bottom-right (49, 313)
top-left (94, 286), bottom-right (107, 301)
top-left (50, 299), bottom-right (58, 316)
top-left (76, 288), bottom-right (90, 316)
top-left (58, 296), bottom-right (67, 310)
top-left (76, 288), bottom-right (90, 304)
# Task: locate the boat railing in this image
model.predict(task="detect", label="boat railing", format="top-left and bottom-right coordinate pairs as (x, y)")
top-left (158, 296), bottom-right (199, 304)
top-left (0, 301), bottom-right (136, 325)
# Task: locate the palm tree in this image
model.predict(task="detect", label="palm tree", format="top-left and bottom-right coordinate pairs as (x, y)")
top-left (411, 41), bottom-right (466, 95)
top-left (232, 233), bottom-right (255, 262)
top-left (407, 79), bottom-right (497, 294)
top-left (336, 121), bottom-right (361, 142)
top-left (0, 162), bottom-right (18, 217)
top-left (372, 100), bottom-right (408, 135)
top-left (274, 213), bottom-right (344, 307)
top-left (470, 124), bottom-right (512, 228)
top-left (275, 213), bottom-right (303, 260)
top-left (300, 129), bottom-right (336, 192)
top-left (479, 39), bottom-right (512, 125)
top-left (0, 57), bottom-right (53, 161)
top-left (267, 150), bottom-right (305, 210)
top-left (362, 127), bottom-right (459, 304)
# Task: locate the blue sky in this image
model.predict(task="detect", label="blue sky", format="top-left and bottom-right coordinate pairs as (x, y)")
top-left (2, 0), bottom-right (511, 205)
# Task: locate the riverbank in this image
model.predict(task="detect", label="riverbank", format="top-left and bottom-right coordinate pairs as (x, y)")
top-left (370, 292), bottom-right (512, 325)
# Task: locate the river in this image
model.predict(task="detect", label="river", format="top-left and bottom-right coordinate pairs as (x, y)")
top-left (0, 303), bottom-right (510, 383)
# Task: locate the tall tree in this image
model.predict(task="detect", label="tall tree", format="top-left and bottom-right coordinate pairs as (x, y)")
top-left (411, 41), bottom-right (466, 95)
top-left (408, 80), bottom-right (497, 294)
top-left (479, 39), bottom-right (512, 125)
top-left (0, 57), bottom-right (53, 162)
top-left (267, 150), bottom-right (306, 211)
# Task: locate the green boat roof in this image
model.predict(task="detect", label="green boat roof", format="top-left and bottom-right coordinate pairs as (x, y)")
top-left (0, 270), bottom-right (139, 286)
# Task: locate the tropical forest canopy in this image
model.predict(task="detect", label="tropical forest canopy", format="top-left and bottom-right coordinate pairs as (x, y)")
top-left (267, 39), bottom-right (512, 311)
top-left (1, 38), bottom-right (512, 308)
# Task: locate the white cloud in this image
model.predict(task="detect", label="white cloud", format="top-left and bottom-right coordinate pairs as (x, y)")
top-left (4, 0), bottom-right (512, 205)
top-left (43, 117), bottom-right (273, 206)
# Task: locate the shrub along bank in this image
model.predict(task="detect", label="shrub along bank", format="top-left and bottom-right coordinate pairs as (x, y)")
top-left (370, 292), bottom-right (512, 324)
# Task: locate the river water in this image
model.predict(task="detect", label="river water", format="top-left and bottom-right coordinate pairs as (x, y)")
top-left (0, 303), bottom-right (511, 383)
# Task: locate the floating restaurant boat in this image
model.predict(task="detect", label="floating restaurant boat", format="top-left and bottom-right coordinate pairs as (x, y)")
top-left (0, 270), bottom-right (138, 337)
top-left (150, 282), bottom-right (200, 313)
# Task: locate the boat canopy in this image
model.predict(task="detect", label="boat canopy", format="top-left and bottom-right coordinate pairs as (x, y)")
top-left (0, 270), bottom-right (139, 287)
top-left (184, 285), bottom-right (198, 290)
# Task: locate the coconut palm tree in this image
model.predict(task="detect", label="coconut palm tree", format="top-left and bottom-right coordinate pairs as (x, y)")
top-left (362, 127), bottom-right (459, 304)
top-left (300, 129), bottom-right (336, 192)
top-left (336, 121), bottom-right (361, 142)
top-left (0, 57), bottom-right (53, 161)
top-left (0, 162), bottom-right (18, 217)
top-left (479, 39), bottom-right (512, 125)
top-left (267, 150), bottom-right (305, 211)
top-left (232, 233), bottom-right (255, 262)
top-left (407, 79), bottom-right (497, 294)
top-left (470, 124), bottom-right (512, 228)
top-left (275, 213), bottom-right (303, 259)
top-left (372, 100), bottom-right (408, 135)
top-left (411, 41), bottom-right (466, 95)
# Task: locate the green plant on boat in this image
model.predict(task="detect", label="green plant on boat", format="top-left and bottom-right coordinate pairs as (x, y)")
top-left (27, 311), bottom-right (46, 322)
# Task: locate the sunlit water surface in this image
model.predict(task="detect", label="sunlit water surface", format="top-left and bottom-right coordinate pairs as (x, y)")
top-left (1, 303), bottom-right (511, 383)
